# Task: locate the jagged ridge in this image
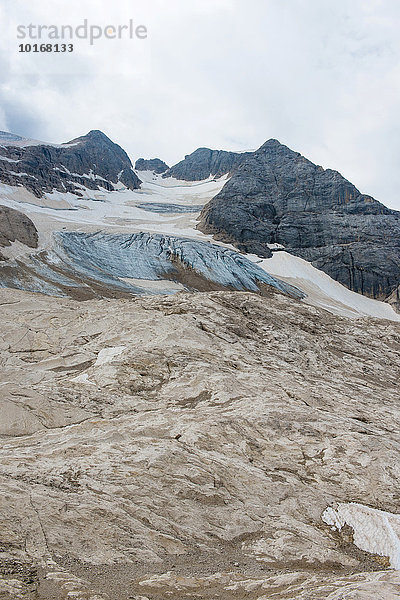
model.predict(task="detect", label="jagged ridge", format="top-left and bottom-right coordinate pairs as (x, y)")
top-left (135, 157), bottom-right (169, 173)
top-left (163, 147), bottom-right (251, 181)
top-left (0, 129), bottom-right (141, 198)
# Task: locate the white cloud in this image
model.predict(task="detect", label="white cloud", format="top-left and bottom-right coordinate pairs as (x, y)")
top-left (0, 0), bottom-right (399, 208)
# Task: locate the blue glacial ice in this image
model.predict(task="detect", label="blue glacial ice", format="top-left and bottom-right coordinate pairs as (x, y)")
top-left (0, 230), bottom-right (304, 299)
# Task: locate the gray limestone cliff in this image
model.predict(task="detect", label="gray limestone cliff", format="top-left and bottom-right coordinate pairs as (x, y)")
top-left (135, 157), bottom-right (169, 173)
top-left (198, 139), bottom-right (400, 299)
top-left (163, 147), bottom-right (251, 181)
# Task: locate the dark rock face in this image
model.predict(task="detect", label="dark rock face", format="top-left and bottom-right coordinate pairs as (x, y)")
top-left (0, 130), bottom-right (141, 198)
top-left (135, 158), bottom-right (169, 173)
top-left (0, 205), bottom-right (38, 259)
top-left (163, 148), bottom-right (251, 181)
top-left (387, 285), bottom-right (400, 313)
top-left (198, 139), bottom-right (400, 299)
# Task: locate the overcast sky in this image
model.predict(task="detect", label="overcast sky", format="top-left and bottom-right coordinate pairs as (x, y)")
top-left (1, 0), bottom-right (400, 208)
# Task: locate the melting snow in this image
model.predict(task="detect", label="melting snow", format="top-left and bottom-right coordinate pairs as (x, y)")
top-left (251, 251), bottom-right (400, 321)
top-left (323, 503), bottom-right (400, 569)
top-left (0, 155), bottom-right (19, 163)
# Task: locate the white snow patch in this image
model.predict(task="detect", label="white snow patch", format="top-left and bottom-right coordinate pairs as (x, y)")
top-left (94, 346), bottom-right (126, 367)
top-left (267, 243), bottom-right (285, 250)
top-left (0, 155), bottom-right (19, 163)
top-left (136, 170), bottom-right (229, 190)
top-left (323, 503), bottom-right (400, 569)
top-left (222, 148), bottom-right (256, 154)
top-left (70, 373), bottom-right (96, 386)
top-left (67, 170), bottom-right (109, 182)
top-left (0, 239), bottom-right (35, 261)
top-left (54, 166), bottom-right (71, 174)
top-left (7, 171), bottom-right (37, 179)
top-left (0, 183), bottom-right (75, 210)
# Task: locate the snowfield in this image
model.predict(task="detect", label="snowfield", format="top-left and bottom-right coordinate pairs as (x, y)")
top-left (251, 251), bottom-right (400, 321)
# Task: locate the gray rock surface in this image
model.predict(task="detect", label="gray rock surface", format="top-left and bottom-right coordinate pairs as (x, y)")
top-left (163, 148), bottom-right (251, 181)
top-left (0, 205), bottom-right (38, 259)
top-left (134, 157), bottom-right (169, 173)
top-left (198, 139), bottom-right (400, 299)
top-left (0, 130), bottom-right (141, 198)
top-left (0, 287), bottom-right (399, 598)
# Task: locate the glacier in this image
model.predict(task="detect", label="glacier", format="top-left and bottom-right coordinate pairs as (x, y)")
top-left (0, 230), bottom-right (304, 299)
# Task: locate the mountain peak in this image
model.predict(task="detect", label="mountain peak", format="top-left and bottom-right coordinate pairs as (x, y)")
top-left (67, 130), bottom-right (114, 146)
top-left (86, 129), bottom-right (111, 141)
top-left (199, 139), bottom-right (400, 298)
top-left (258, 138), bottom-right (299, 155)
top-left (262, 138), bottom-right (283, 146)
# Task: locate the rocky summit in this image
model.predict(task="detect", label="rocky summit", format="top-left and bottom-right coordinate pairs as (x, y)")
top-left (198, 139), bottom-right (400, 300)
top-left (135, 158), bottom-right (169, 173)
top-left (0, 129), bottom-right (141, 198)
